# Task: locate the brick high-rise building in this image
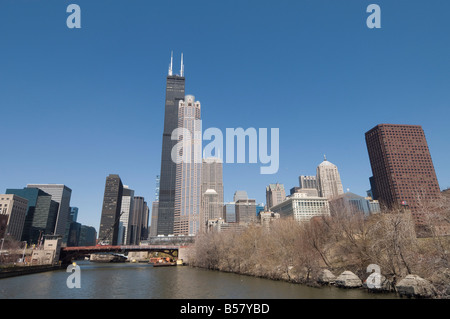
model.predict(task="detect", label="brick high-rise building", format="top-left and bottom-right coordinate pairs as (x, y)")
top-left (365, 124), bottom-right (441, 225)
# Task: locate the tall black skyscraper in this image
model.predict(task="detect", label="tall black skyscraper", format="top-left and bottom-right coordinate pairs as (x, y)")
top-left (98, 174), bottom-right (124, 245)
top-left (156, 53), bottom-right (185, 235)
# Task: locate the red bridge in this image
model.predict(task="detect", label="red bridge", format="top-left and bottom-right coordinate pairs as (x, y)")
top-left (60, 245), bottom-right (185, 264)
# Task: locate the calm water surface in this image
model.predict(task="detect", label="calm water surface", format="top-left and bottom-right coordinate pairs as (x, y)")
top-left (0, 261), bottom-right (398, 299)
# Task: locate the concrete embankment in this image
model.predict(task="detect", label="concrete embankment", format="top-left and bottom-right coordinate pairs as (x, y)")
top-left (0, 264), bottom-right (63, 279)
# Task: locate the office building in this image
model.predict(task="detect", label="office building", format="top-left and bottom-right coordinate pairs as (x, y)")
top-left (201, 189), bottom-right (221, 232)
top-left (256, 203), bottom-right (265, 216)
top-left (118, 186), bottom-right (134, 245)
top-left (0, 194), bottom-right (28, 241)
top-left (271, 193), bottom-right (330, 223)
top-left (299, 176), bottom-right (317, 189)
top-left (156, 53), bottom-right (186, 236)
top-left (316, 156), bottom-right (344, 199)
top-left (6, 188), bottom-right (59, 244)
top-left (233, 191), bottom-right (248, 202)
top-left (65, 206), bottom-right (79, 246)
top-left (69, 207), bottom-right (78, 222)
top-left (201, 157), bottom-right (224, 203)
top-left (98, 174), bottom-right (123, 245)
top-left (365, 124), bottom-right (441, 226)
top-left (223, 202), bottom-right (236, 223)
top-left (129, 196), bottom-right (148, 245)
top-left (260, 211), bottom-right (281, 229)
top-left (149, 201), bottom-right (159, 238)
top-left (207, 218), bottom-right (248, 233)
top-left (329, 192), bottom-right (380, 217)
top-left (142, 202), bottom-right (150, 240)
top-left (290, 187), bottom-right (319, 197)
top-left (235, 199), bottom-right (257, 223)
top-left (200, 157), bottom-right (224, 232)
top-left (79, 225), bottom-right (97, 246)
top-left (67, 222), bottom-right (81, 247)
top-left (26, 184), bottom-right (72, 240)
top-left (174, 95), bottom-right (202, 236)
top-left (266, 183), bottom-right (286, 210)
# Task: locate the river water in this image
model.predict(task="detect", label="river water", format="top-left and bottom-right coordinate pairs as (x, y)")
top-left (0, 260), bottom-right (398, 299)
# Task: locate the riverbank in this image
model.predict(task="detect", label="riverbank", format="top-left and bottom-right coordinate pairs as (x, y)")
top-left (0, 264), bottom-right (63, 279)
top-left (190, 215), bottom-right (450, 299)
top-left (187, 262), bottom-right (447, 299)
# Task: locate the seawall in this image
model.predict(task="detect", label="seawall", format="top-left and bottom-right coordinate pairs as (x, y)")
top-left (0, 264), bottom-right (63, 279)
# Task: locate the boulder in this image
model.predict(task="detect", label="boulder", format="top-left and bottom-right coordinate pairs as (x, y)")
top-left (396, 275), bottom-right (437, 298)
top-left (335, 271), bottom-right (362, 288)
top-left (318, 269), bottom-right (336, 285)
top-left (363, 273), bottom-right (391, 292)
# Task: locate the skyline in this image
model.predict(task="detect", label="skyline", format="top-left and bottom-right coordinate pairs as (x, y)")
top-left (1, 1), bottom-right (450, 231)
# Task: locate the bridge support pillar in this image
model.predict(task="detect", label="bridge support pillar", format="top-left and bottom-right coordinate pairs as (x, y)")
top-left (178, 246), bottom-right (193, 264)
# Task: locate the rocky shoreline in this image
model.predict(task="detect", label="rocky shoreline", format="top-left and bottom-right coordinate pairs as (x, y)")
top-left (312, 269), bottom-right (438, 298)
top-left (191, 264), bottom-right (441, 299)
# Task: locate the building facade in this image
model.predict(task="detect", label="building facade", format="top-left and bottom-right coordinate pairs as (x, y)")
top-left (271, 193), bottom-right (330, 223)
top-left (200, 157), bottom-right (224, 232)
top-left (129, 196), bottom-right (148, 245)
top-left (174, 95), bottom-right (202, 236)
top-left (365, 124), bottom-right (441, 226)
top-left (149, 201), bottom-right (159, 238)
top-left (201, 189), bottom-right (221, 232)
top-left (79, 225), bottom-right (97, 246)
top-left (0, 194), bottom-right (28, 241)
top-left (299, 175), bottom-right (317, 189)
top-left (259, 211), bottom-right (281, 229)
top-left (98, 174), bottom-right (124, 245)
top-left (290, 187), bottom-right (319, 197)
top-left (26, 184), bottom-right (72, 240)
top-left (118, 186), bottom-right (134, 245)
top-left (156, 56), bottom-right (186, 236)
top-left (30, 235), bottom-right (62, 265)
top-left (329, 192), bottom-right (380, 217)
top-left (233, 191), bottom-right (248, 202)
top-left (201, 157), bottom-right (224, 204)
top-left (67, 222), bottom-right (81, 247)
top-left (265, 183), bottom-right (286, 210)
top-left (235, 199), bottom-right (257, 223)
top-left (207, 218), bottom-right (248, 233)
top-left (316, 156), bottom-right (344, 199)
top-left (6, 188), bottom-right (59, 244)
top-left (223, 202), bottom-right (236, 223)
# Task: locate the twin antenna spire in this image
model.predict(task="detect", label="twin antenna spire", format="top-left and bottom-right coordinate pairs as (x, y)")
top-left (168, 51), bottom-right (184, 77)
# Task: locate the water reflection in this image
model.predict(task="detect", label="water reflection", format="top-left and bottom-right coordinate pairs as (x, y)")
top-left (0, 261), bottom-right (398, 299)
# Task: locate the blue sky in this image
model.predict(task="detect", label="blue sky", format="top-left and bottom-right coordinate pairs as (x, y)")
top-left (1, 1), bottom-right (449, 231)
